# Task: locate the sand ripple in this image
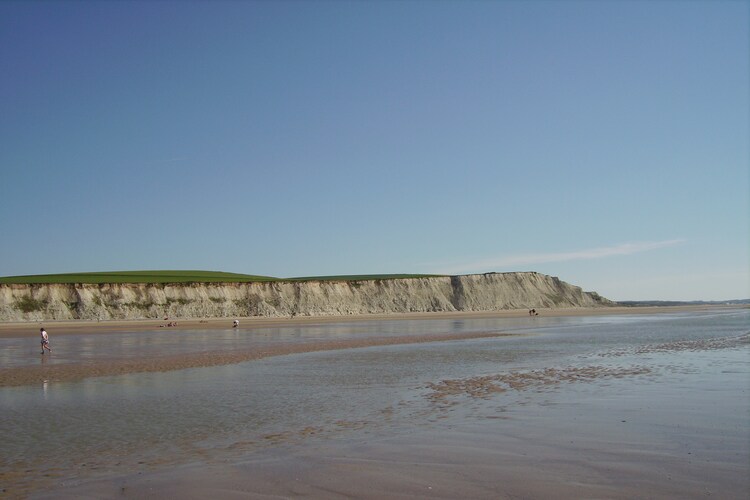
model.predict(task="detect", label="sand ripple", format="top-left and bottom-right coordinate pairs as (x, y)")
top-left (599, 332), bottom-right (750, 358)
top-left (426, 365), bottom-right (652, 403)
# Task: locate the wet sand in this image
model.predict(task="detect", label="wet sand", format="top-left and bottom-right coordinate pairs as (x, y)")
top-left (3, 307), bottom-right (747, 499)
top-left (28, 314), bottom-right (750, 500)
top-left (44, 425), bottom-right (747, 500)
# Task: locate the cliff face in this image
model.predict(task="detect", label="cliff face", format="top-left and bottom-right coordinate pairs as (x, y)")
top-left (0, 272), bottom-right (613, 321)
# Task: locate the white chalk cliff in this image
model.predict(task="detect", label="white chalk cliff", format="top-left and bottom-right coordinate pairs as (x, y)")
top-left (0, 272), bottom-right (613, 321)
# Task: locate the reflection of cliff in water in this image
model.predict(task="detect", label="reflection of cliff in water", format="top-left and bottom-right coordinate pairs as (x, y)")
top-left (0, 272), bottom-right (614, 321)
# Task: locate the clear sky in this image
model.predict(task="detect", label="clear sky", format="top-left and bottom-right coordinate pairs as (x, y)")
top-left (1, 1), bottom-right (748, 301)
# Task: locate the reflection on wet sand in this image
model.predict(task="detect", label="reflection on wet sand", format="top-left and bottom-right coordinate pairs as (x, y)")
top-left (0, 331), bottom-right (517, 387)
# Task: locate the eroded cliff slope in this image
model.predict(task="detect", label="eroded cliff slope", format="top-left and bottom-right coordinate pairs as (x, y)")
top-left (0, 272), bottom-right (613, 321)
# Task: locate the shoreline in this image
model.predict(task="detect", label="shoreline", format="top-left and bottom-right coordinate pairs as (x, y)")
top-left (0, 304), bottom-right (739, 338)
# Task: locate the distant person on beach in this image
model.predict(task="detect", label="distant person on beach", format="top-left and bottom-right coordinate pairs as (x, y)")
top-left (40, 328), bottom-right (51, 354)
top-left (233, 320), bottom-right (239, 328)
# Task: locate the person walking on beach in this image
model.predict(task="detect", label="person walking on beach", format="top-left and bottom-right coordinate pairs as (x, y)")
top-left (40, 328), bottom-right (51, 354)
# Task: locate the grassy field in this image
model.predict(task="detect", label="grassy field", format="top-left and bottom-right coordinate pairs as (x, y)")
top-left (0, 271), bottom-right (280, 284)
top-left (0, 271), bottom-right (446, 284)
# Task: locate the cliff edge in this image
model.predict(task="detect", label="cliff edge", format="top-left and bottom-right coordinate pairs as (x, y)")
top-left (0, 272), bottom-right (614, 321)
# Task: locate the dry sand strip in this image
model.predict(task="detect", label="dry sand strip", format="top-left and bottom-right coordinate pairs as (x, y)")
top-left (0, 331), bottom-right (519, 388)
top-left (0, 305), bottom-right (737, 338)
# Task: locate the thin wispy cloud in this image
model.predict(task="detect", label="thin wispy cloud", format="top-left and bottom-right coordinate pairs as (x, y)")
top-left (435, 239), bottom-right (687, 275)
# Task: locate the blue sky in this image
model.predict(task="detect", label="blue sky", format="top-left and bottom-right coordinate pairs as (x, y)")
top-left (1, 1), bottom-right (747, 301)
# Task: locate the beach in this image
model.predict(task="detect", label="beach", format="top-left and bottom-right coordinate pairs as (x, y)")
top-left (1, 306), bottom-right (748, 498)
top-left (0, 306), bottom-right (729, 388)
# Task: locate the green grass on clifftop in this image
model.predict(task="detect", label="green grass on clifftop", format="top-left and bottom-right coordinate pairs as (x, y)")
top-left (0, 271), bottom-right (447, 285)
top-left (0, 270), bottom-right (280, 284)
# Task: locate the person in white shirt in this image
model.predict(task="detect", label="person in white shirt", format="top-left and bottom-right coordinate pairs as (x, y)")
top-left (233, 320), bottom-right (239, 328)
top-left (40, 328), bottom-right (51, 354)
